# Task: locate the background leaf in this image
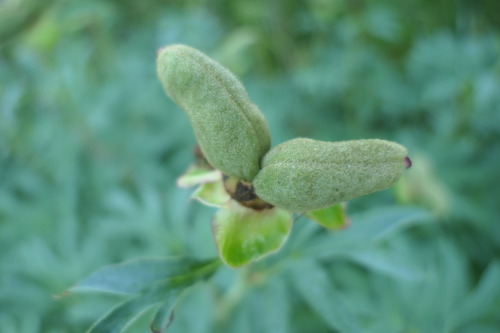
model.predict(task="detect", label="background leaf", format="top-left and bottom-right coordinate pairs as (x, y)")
top-left (289, 259), bottom-right (360, 333)
top-left (150, 297), bottom-right (177, 333)
top-left (2, 0), bottom-right (499, 331)
top-left (88, 296), bottom-right (160, 333)
top-left (452, 261), bottom-right (500, 330)
top-left (85, 258), bottom-right (220, 333)
top-left (305, 206), bottom-right (430, 258)
top-left (72, 257), bottom-right (219, 295)
top-left (336, 248), bottom-right (423, 281)
top-left (249, 276), bottom-right (290, 333)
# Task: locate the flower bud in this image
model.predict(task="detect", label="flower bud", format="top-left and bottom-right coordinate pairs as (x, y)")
top-left (157, 44), bottom-right (271, 181)
top-left (253, 138), bottom-right (409, 212)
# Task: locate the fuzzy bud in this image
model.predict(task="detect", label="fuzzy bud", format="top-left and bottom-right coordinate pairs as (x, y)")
top-left (157, 44), bottom-right (271, 181)
top-left (253, 138), bottom-right (409, 212)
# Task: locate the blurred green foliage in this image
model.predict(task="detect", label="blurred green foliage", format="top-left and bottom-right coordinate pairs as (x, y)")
top-left (1, 0), bottom-right (500, 332)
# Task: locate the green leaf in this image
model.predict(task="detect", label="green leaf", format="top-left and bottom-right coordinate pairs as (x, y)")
top-left (170, 283), bottom-right (214, 333)
top-left (340, 206), bottom-right (429, 243)
top-left (149, 294), bottom-right (179, 333)
top-left (177, 165), bottom-right (221, 188)
top-left (87, 294), bottom-right (159, 333)
top-left (452, 261), bottom-right (500, 329)
top-left (307, 203), bottom-right (349, 229)
top-left (251, 277), bottom-right (290, 333)
top-left (289, 259), bottom-right (360, 333)
top-left (88, 276), bottom-right (192, 333)
top-left (338, 249), bottom-right (423, 280)
top-left (305, 206), bottom-right (429, 257)
top-left (72, 257), bottom-right (218, 295)
top-left (212, 200), bottom-right (293, 267)
top-left (191, 180), bottom-right (230, 207)
top-left (85, 258), bottom-right (221, 333)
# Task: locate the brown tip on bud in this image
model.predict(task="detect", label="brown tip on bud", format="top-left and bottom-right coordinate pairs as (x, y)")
top-left (405, 157), bottom-right (412, 169)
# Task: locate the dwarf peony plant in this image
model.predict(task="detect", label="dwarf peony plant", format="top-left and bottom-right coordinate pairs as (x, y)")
top-left (157, 44), bottom-right (411, 267)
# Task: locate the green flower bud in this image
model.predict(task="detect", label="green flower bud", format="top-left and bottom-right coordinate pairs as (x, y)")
top-left (157, 44), bottom-right (271, 181)
top-left (253, 138), bottom-right (409, 212)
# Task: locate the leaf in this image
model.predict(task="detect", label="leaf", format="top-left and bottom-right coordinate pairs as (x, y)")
top-left (251, 277), bottom-right (290, 333)
top-left (86, 258), bottom-right (221, 333)
top-left (340, 206), bottom-right (429, 243)
top-left (307, 203), bottom-right (349, 229)
top-left (452, 261), bottom-right (500, 329)
top-left (149, 294), bottom-right (179, 333)
top-left (212, 200), bottom-right (293, 267)
top-left (71, 257), bottom-right (218, 295)
top-left (191, 180), bottom-right (230, 207)
top-left (170, 283), bottom-right (214, 333)
top-left (304, 206), bottom-right (430, 257)
top-left (88, 276), bottom-right (192, 333)
top-left (87, 295), bottom-right (159, 333)
top-left (176, 165), bottom-right (221, 188)
top-left (227, 300), bottom-right (254, 333)
top-left (338, 249), bottom-right (423, 280)
top-left (289, 259), bottom-right (360, 333)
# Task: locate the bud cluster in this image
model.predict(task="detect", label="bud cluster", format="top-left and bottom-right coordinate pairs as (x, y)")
top-left (157, 44), bottom-right (411, 266)
top-left (157, 44), bottom-right (410, 213)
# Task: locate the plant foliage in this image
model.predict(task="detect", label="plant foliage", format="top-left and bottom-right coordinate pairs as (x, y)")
top-left (1, 0), bottom-right (499, 332)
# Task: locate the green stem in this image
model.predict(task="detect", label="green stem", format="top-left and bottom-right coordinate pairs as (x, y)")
top-left (214, 267), bottom-right (249, 327)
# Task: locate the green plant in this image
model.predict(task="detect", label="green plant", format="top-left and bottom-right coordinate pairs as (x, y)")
top-left (69, 45), bottom-right (418, 332)
top-left (156, 44), bottom-right (411, 267)
top-left (2, 2), bottom-right (500, 332)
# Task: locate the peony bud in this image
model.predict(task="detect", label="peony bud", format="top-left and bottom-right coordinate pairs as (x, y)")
top-left (157, 44), bottom-right (271, 181)
top-left (253, 138), bottom-right (409, 212)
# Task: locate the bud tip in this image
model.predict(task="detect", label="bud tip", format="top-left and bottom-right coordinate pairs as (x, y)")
top-left (405, 156), bottom-right (412, 169)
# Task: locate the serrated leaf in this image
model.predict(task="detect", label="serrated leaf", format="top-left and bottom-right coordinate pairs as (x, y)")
top-left (289, 259), bottom-right (360, 333)
top-left (212, 200), bottom-right (293, 267)
top-left (72, 257), bottom-right (217, 295)
top-left (307, 203), bottom-right (349, 229)
top-left (191, 180), bottom-right (230, 207)
top-left (177, 165), bottom-right (221, 188)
